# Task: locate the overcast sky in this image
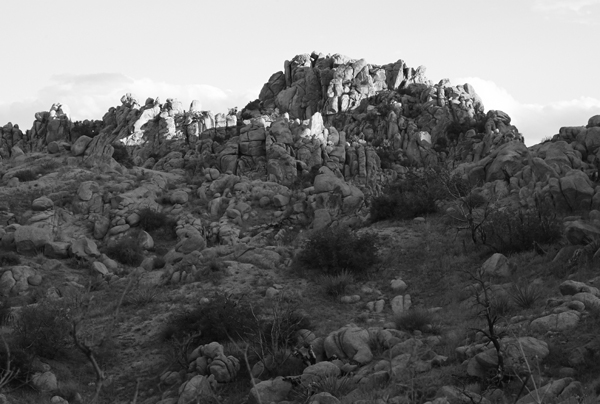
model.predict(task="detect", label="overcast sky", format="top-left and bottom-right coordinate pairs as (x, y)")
top-left (1, 0), bottom-right (599, 146)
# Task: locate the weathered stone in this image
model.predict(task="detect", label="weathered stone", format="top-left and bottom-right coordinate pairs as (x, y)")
top-left (391, 295), bottom-right (412, 315)
top-left (91, 261), bottom-right (109, 276)
top-left (31, 371), bottom-right (58, 392)
top-left (0, 271), bottom-right (16, 297)
top-left (175, 226), bottom-right (205, 254)
top-left (530, 310), bottom-right (580, 332)
top-left (44, 241), bottom-right (71, 259)
top-left (70, 237), bottom-right (101, 259)
top-left (248, 377), bottom-right (292, 404)
top-left (31, 196), bottom-right (54, 211)
top-left (207, 355), bottom-right (240, 383)
top-left (324, 325), bottom-right (373, 364)
top-left (171, 190), bottom-right (189, 205)
top-left (77, 181), bottom-right (99, 201)
top-left (177, 375), bottom-right (215, 404)
top-left (14, 226), bottom-right (53, 255)
top-left (72, 135), bottom-right (92, 156)
top-left (390, 279), bottom-right (408, 292)
top-left (572, 292), bottom-right (600, 311)
top-left (302, 361), bottom-right (341, 383)
top-left (559, 280), bottom-right (600, 297)
top-left (481, 253), bottom-right (510, 277)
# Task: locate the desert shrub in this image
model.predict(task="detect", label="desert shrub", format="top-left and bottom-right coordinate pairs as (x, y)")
top-left (509, 283), bottom-right (542, 309)
top-left (322, 270), bottom-right (354, 298)
top-left (105, 237), bottom-right (144, 267)
top-left (13, 169), bottom-right (37, 182)
top-left (0, 252), bottom-right (21, 267)
top-left (370, 170), bottom-right (437, 222)
top-left (371, 166), bottom-right (474, 223)
top-left (161, 293), bottom-right (255, 345)
top-left (111, 142), bottom-right (134, 168)
top-left (245, 297), bottom-right (313, 379)
top-left (137, 208), bottom-right (177, 240)
top-left (12, 300), bottom-right (72, 359)
top-left (137, 208), bottom-right (170, 231)
top-left (295, 227), bottom-right (378, 277)
top-left (394, 308), bottom-right (435, 333)
top-left (258, 305), bottom-right (312, 351)
top-left (481, 202), bottom-right (562, 254)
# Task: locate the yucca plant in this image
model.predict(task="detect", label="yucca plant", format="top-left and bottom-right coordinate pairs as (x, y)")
top-left (509, 283), bottom-right (542, 309)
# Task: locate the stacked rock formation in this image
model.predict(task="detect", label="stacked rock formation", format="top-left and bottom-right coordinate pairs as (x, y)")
top-left (0, 123), bottom-right (25, 158)
top-left (1, 52), bottom-right (529, 233)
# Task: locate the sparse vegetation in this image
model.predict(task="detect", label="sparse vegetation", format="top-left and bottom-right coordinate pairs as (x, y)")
top-left (0, 55), bottom-right (596, 404)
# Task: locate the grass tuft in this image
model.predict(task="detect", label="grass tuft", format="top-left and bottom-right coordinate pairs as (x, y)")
top-left (322, 270), bottom-right (354, 298)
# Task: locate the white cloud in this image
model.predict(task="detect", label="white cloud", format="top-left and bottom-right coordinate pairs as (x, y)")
top-left (0, 73), bottom-right (255, 128)
top-left (532, 0), bottom-right (600, 23)
top-left (454, 77), bottom-right (600, 146)
top-left (533, 0), bottom-right (600, 12)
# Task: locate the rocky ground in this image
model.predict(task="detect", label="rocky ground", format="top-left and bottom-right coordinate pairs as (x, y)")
top-left (0, 52), bottom-right (600, 404)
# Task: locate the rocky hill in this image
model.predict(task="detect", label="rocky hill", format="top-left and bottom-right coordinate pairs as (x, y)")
top-left (0, 52), bottom-right (599, 404)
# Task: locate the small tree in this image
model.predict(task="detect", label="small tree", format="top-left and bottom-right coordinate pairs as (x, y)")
top-left (70, 277), bottom-right (133, 403)
top-left (467, 269), bottom-right (505, 388)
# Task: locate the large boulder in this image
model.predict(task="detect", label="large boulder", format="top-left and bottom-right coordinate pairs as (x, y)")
top-left (31, 197), bottom-right (54, 211)
top-left (549, 169), bottom-right (594, 211)
top-left (485, 141), bottom-right (528, 182)
top-left (587, 115), bottom-right (600, 128)
top-left (177, 375), bottom-right (215, 404)
top-left (71, 135), bottom-right (93, 156)
top-left (175, 225), bottom-right (206, 254)
top-left (323, 325), bottom-right (373, 364)
top-left (248, 377), bottom-right (292, 404)
top-left (530, 311), bottom-right (581, 332)
top-left (70, 238), bottom-right (101, 259)
top-left (14, 226), bottom-right (53, 255)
